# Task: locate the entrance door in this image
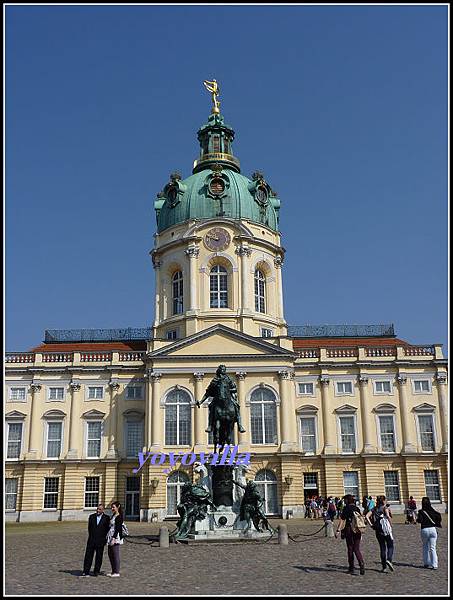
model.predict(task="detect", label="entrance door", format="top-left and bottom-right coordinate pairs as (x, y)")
top-left (125, 476), bottom-right (140, 520)
top-left (303, 472), bottom-right (318, 500)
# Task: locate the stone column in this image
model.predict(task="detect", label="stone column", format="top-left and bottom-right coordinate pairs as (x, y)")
top-left (27, 383), bottom-right (42, 458)
top-left (278, 370), bottom-right (297, 452)
top-left (274, 255), bottom-right (284, 320)
top-left (106, 381), bottom-right (120, 458)
top-left (436, 373), bottom-right (448, 453)
top-left (185, 246), bottom-right (200, 313)
top-left (145, 371), bottom-right (152, 451)
top-left (152, 255), bottom-right (161, 328)
top-left (358, 375), bottom-right (374, 454)
top-left (66, 382), bottom-right (81, 458)
top-left (319, 376), bottom-right (335, 455)
top-left (397, 374), bottom-right (416, 453)
top-left (193, 372), bottom-right (206, 449)
top-left (235, 371), bottom-right (248, 448)
top-left (150, 372), bottom-right (162, 448)
top-left (236, 245), bottom-right (252, 314)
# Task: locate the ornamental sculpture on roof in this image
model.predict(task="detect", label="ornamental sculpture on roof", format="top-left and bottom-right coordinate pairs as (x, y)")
top-left (203, 79), bottom-right (221, 114)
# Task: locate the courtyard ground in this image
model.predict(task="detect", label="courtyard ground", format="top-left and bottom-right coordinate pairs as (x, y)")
top-left (5, 517), bottom-right (448, 596)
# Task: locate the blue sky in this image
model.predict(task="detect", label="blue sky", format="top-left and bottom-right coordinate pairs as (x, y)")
top-left (6, 5), bottom-right (448, 351)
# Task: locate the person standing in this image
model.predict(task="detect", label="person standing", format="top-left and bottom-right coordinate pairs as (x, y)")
top-left (106, 501), bottom-right (124, 577)
top-left (335, 494), bottom-right (365, 575)
top-left (417, 497), bottom-right (442, 569)
top-left (406, 496), bottom-right (417, 524)
top-left (81, 504), bottom-right (111, 577)
top-left (366, 495), bottom-right (394, 573)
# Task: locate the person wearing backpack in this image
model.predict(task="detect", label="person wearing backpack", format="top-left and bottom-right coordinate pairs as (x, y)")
top-left (417, 496), bottom-right (442, 569)
top-left (106, 501), bottom-right (125, 577)
top-left (335, 494), bottom-right (366, 575)
top-left (366, 495), bottom-right (394, 573)
top-left (327, 497), bottom-right (337, 521)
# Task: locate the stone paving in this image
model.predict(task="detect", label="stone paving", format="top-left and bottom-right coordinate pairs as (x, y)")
top-left (5, 518), bottom-right (448, 595)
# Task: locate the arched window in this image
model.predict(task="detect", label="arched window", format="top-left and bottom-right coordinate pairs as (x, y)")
top-left (210, 265), bottom-right (228, 308)
top-left (254, 469), bottom-right (278, 515)
top-left (172, 271), bottom-right (183, 315)
top-left (254, 269), bottom-right (266, 313)
top-left (166, 470), bottom-right (190, 516)
top-left (165, 389), bottom-right (191, 445)
top-left (250, 387), bottom-right (278, 444)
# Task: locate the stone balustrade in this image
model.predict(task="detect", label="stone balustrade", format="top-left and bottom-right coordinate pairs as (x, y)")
top-left (42, 352), bottom-right (74, 362)
top-left (297, 349), bottom-right (320, 358)
top-left (118, 351), bottom-right (145, 361)
top-left (5, 353), bottom-right (35, 363)
top-left (326, 347), bottom-right (357, 358)
top-left (404, 345), bottom-right (435, 356)
top-left (80, 352), bottom-right (112, 362)
top-left (366, 347), bottom-right (397, 357)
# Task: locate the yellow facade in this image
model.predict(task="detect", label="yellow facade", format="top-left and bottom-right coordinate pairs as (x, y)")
top-left (5, 106), bottom-right (448, 523)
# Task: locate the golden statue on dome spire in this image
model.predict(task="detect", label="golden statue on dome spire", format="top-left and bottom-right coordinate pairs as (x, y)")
top-left (203, 79), bottom-right (221, 114)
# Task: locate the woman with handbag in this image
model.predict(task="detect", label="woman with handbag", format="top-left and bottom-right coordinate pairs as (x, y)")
top-left (106, 501), bottom-right (124, 577)
top-left (417, 497), bottom-right (442, 569)
top-left (335, 494), bottom-right (365, 575)
top-left (366, 495), bottom-right (394, 573)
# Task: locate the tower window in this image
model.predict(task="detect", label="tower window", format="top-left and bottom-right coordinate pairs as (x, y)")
top-left (210, 265), bottom-right (228, 308)
top-left (172, 271), bottom-right (183, 315)
top-left (254, 269), bottom-right (266, 313)
top-left (212, 136), bottom-right (220, 152)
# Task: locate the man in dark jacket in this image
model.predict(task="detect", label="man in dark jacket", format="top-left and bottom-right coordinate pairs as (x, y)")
top-left (81, 504), bottom-right (111, 577)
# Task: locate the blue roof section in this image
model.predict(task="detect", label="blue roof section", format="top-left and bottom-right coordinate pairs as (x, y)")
top-left (287, 324), bottom-right (395, 338)
top-left (44, 328), bottom-right (153, 343)
top-left (44, 324), bottom-right (395, 343)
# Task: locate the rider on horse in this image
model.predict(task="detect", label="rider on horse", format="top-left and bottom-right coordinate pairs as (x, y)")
top-left (196, 364), bottom-right (246, 434)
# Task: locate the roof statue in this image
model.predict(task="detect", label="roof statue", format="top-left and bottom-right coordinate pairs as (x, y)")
top-left (203, 79), bottom-right (221, 114)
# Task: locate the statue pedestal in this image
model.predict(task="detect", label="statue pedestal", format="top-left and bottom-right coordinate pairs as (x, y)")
top-left (187, 465), bottom-right (273, 542)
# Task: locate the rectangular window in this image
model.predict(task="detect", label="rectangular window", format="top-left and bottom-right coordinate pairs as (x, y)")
top-left (88, 386), bottom-right (104, 400)
top-left (87, 421), bottom-right (102, 457)
top-left (414, 380), bottom-right (430, 393)
top-left (343, 471), bottom-right (359, 498)
top-left (375, 380), bottom-right (392, 394)
top-left (48, 387), bottom-right (64, 401)
top-left (47, 422), bottom-right (63, 458)
top-left (84, 476), bottom-right (100, 508)
top-left (384, 471), bottom-right (400, 501)
top-left (303, 473), bottom-right (318, 489)
top-left (6, 478), bottom-right (18, 510)
top-left (9, 387), bottom-right (26, 401)
top-left (418, 415), bottom-right (435, 451)
top-left (300, 417), bottom-right (316, 453)
top-left (339, 416), bottom-right (356, 453)
top-left (261, 328), bottom-right (273, 338)
top-left (298, 382), bottom-right (314, 395)
top-left (126, 385), bottom-right (143, 400)
top-left (43, 477), bottom-right (59, 509)
top-left (7, 422), bottom-right (23, 459)
top-left (424, 470), bottom-right (441, 501)
top-left (166, 330), bottom-right (178, 340)
top-left (126, 421), bottom-right (143, 457)
top-left (336, 381), bottom-right (353, 394)
top-left (212, 136), bottom-right (220, 152)
top-left (379, 415), bottom-right (396, 452)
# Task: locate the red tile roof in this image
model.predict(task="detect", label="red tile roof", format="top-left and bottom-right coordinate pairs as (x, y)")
top-left (30, 341), bottom-right (147, 352)
top-left (292, 337), bottom-right (408, 349)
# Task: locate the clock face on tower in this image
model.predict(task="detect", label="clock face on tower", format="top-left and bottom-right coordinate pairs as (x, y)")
top-left (204, 227), bottom-right (231, 252)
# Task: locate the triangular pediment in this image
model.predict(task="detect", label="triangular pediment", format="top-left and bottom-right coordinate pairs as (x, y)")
top-left (148, 325), bottom-right (296, 359)
top-left (5, 410), bottom-right (27, 420)
top-left (81, 409), bottom-right (106, 419)
top-left (334, 404), bottom-right (357, 414)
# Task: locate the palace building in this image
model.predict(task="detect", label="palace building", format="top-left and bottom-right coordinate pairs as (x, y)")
top-left (5, 94), bottom-right (448, 522)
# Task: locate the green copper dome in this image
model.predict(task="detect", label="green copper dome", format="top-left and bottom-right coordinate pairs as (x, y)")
top-left (154, 112), bottom-right (281, 233)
